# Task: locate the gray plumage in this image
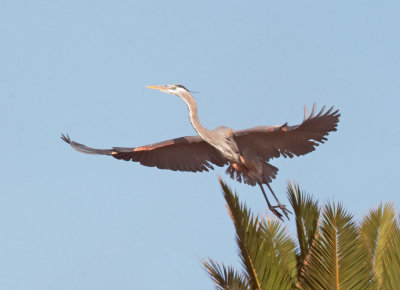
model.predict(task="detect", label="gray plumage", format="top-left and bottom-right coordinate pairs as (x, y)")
top-left (62, 84), bottom-right (340, 220)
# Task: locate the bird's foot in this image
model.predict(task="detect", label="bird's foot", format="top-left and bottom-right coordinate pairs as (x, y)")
top-left (268, 206), bottom-right (284, 221)
top-left (270, 204), bottom-right (292, 220)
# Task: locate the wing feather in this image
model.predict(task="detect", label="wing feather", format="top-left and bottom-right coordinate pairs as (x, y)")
top-left (61, 134), bottom-right (227, 172)
top-left (233, 105), bottom-right (340, 161)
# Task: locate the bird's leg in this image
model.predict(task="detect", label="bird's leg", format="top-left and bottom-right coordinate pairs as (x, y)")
top-left (258, 183), bottom-right (283, 221)
top-left (265, 183), bottom-right (292, 220)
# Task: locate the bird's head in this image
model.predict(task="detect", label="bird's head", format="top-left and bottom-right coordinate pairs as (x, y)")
top-left (146, 84), bottom-right (190, 97)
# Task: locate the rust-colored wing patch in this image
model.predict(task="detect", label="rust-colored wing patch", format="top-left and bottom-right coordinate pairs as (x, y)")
top-left (133, 140), bottom-right (176, 152)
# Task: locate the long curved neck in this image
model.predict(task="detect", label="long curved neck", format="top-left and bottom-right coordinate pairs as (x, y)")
top-left (181, 91), bottom-right (211, 141)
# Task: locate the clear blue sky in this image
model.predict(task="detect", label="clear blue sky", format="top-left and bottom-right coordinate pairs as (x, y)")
top-left (1, 1), bottom-right (399, 289)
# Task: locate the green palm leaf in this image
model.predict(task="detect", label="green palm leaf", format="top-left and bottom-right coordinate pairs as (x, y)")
top-left (202, 259), bottom-right (249, 290)
top-left (259, 218), bottom-right (298, 281)
top-left (287, 182), bottom-right (320, 278)
top-left (299, 202), bottom-right (371, 289)
top-left (219, 178), bottom-right (297, 290)
top-left (204, 180), bottom-right (399, 289)
top-left (360, 203), bottom-right (400, 289)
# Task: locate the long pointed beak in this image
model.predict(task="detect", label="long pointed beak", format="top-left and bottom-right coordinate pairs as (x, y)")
top-left (146, 85), bottom-right (168, 91)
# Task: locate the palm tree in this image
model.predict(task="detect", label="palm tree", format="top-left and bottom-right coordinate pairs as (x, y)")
top-left (203, 179), bottom-right (400, 289)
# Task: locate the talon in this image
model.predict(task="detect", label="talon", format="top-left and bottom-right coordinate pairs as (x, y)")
top-left (268, 207), bottom-right (284, 221)
top-left (271, 204), bottom-right (292, 220)
top-left (258, 183), bottom-right (291, 221)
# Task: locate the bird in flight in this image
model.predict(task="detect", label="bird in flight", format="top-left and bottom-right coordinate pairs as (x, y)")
top-left (62, 84), bottom-right (340, 220)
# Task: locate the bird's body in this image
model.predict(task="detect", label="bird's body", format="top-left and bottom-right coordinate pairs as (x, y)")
top-left (204, 126), bottom-right (240, 162)
top-left (62, 84), bottom-right (340, 219)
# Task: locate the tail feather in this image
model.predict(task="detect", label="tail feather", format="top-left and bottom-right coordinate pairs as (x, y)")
top-left (225, 162), bottom-right (278, 186)
top-left (262, 163), bottom-right (278, 184)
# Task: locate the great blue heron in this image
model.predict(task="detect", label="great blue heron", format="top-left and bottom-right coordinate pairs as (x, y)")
top-left (61, 84), bottom-right (340, 220)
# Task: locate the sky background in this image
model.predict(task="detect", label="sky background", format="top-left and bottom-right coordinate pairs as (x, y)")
top-left (1, 1), bottom-right (399, 289)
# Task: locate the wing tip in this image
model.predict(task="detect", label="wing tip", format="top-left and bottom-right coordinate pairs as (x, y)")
top-left (303, 104), bottom-right (341, 123)
top-left (60, 134), bottom-right (113, 155)
top-left (61, 133), bottom-right (71, 144)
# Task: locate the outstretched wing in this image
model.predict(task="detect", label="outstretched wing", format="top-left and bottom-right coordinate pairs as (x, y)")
top-left (61, 134), bottom-right (227, 172)
top-left (233, 105), bottom-right (340, 161)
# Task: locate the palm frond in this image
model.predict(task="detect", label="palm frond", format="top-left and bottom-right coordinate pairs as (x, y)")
top-left (299, 202), bottom-right (371, 289)
top-left (219, 179), bottom-right (261, 289)
top-left (202, 259), bottom-right (249, 290)
top-left (287, 182), bottom-right (320, 277)
top-left (219, 178), bottom-right (297, 290)
top-left (260, 218), bottom-right (298, 281)
top-left (360, 203), bottom-right (400, 289)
